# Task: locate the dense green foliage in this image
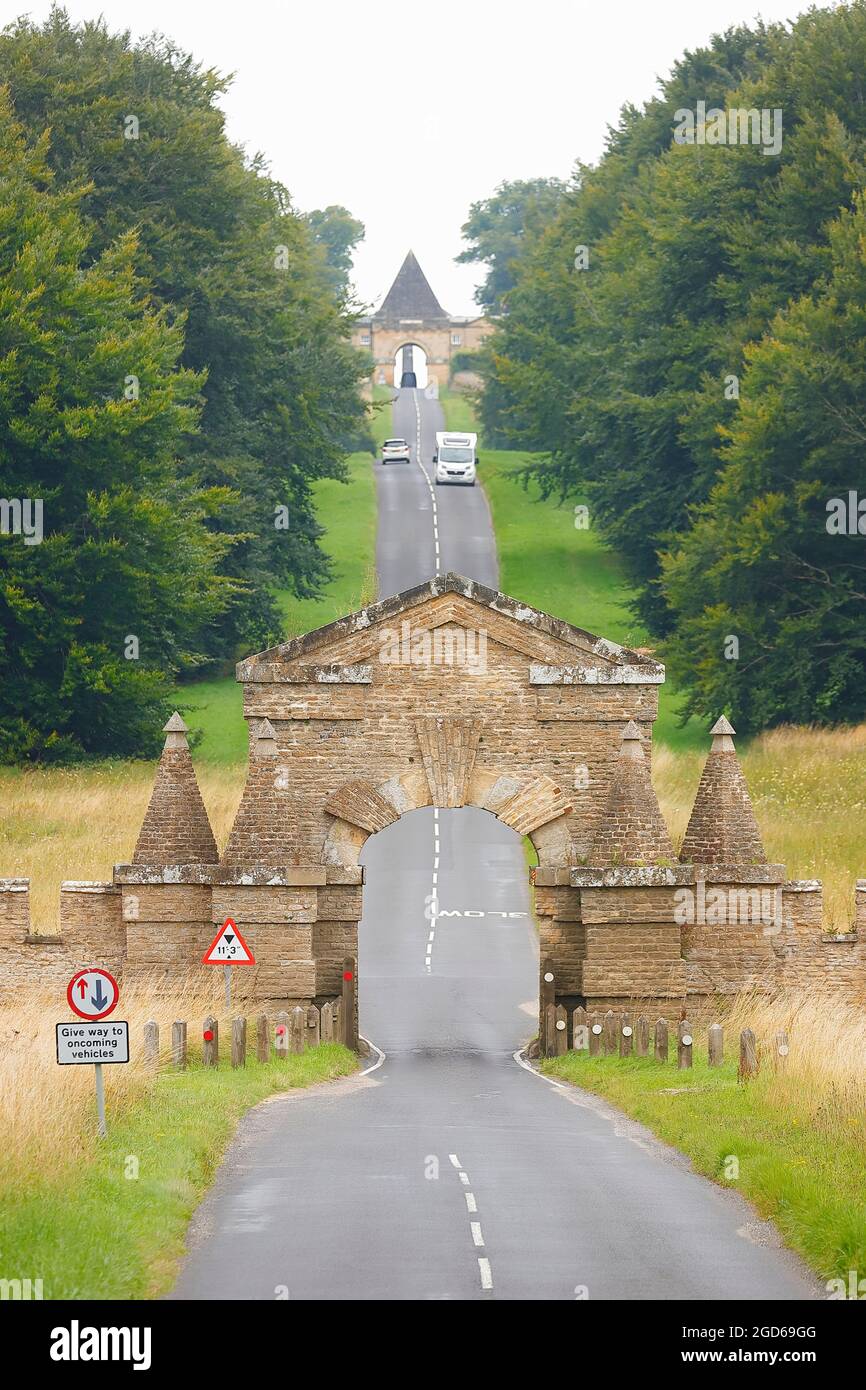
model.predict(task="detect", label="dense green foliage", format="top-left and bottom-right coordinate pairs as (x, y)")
top-left (456, 177), bottom-right (567, 312)
top-left (0, 10), bottom-right (367, 757)
top-left (0, 95), bottom-right (235, 760)
top-left (303, 205), bottom-right (366, 299)
top-left (474, 4), bottom-right (866, 730)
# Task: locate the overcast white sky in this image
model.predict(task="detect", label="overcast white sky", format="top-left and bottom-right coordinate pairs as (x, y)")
top-left (10, 0), bottom-right (806, 313)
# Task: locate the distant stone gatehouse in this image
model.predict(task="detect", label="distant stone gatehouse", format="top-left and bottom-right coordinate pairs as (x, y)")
top-left (2, 575), bottom-right (865, 1025)
top-left (351, 251), bottom-right (492, 390)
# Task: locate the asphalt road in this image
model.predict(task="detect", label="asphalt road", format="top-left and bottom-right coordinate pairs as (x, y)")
top-left (172, 389), bottom-right (817, 1301)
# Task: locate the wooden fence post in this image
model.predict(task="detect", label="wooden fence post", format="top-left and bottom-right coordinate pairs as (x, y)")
top-left (678, 1020), bottom-right (693, 1069)
top-left (321, 1001), bottom-right (334, 1043)
top-left (342, 955), bottom-right (358, 1051)
top-left (306, 1004), bottom-right (321, 1048)
top-left (775, 1031), bottom-right (789, 1070)
top-left (274, 1010), bottom-right (290, 1058)
top-left (171, 1021), bottom-right (187, 1070)
top-left (553, 1004), bottom-right (568, 1056)
top-left (290, 1006), bottom-right (305, 1054)
top-left (231, 1016), bottom-right (247, 1069)
top-left (202, 1016), bottom-right (218, 1068)
top-left (603, 1010), bottom-right (616, 1056)
top-left (572, 1005), bottom-right (588, 1052)
top-left (256, 1013), bottom-right (270, 1063)
top-left (588, 1012), bottom-right (602, 1057)
top-left (544, 1003), bottom-right (557, 1058)
top-left (143, 1020), bottom-right (159, 1069)
top-left (739, 1028), bottom-right (758, 1081)
top-left (635, 1015), bottom-right (649, 1057)
top-left (708, 1023), bottom-right (724, 1067)
top-left (654, 1018), bottom-right (669, 1063)
top-left (540, 959), bottom-right (555, 1056)
top-left (619, 1011), bottom-right (633, 1058)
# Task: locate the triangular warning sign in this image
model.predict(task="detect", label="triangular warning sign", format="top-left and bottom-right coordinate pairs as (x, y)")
top-left (202, 917), bottom-right (255, 966)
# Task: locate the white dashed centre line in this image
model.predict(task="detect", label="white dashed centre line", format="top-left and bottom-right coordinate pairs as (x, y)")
top-left (425, 806), bottom-right (440, 974)
top-left (447, 1156), bottom-right (494, 1292)
top-left (412, 390), bottom-right (441, 576)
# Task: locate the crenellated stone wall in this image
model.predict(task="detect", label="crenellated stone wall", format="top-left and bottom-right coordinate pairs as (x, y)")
top-left (2, 575), bottom-right (865, 1022)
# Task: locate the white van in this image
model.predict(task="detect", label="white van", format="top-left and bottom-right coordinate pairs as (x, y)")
top-left (433, 431), bottom-right (477, 487)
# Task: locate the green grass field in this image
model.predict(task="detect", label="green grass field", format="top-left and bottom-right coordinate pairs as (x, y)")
top-left (2, 1043), bottom-right (356, 1299)
top-left (440, 389), bottom-right (703, 749)
top-left (180, 446), bottom-right (378, 763)
top-left (544, 1047), bottom-right (865, 1286)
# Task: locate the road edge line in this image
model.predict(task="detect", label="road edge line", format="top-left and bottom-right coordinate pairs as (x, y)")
top-left (359, 1036), bottom-right (386, 1075)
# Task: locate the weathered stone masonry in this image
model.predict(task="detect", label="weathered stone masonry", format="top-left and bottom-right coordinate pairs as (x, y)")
top-left (2, 575), bottom-right (865, 1021)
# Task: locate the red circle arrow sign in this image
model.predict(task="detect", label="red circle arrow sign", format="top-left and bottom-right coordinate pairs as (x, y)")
top-left (67, 968), bottom-right (120, 1021)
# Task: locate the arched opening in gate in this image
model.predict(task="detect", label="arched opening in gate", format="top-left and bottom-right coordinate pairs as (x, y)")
top-left (357, 804), bottom-right (537, 1053)
top-left (392, 341), bottom-right (429, 389)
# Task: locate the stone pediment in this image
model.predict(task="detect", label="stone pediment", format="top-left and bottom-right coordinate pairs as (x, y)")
top-left (236, 574), bottom-right (664, 684)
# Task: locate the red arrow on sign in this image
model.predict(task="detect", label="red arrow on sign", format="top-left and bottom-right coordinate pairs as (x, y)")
top-left (202, 917), bottom-right (255, 966)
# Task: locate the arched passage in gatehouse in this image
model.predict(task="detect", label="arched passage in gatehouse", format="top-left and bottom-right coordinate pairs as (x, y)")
top-left (391, 341), bottom-right (430, 389)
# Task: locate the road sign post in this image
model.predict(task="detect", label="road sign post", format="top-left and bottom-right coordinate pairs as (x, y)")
top-left (94, 1059), bottom-right (106, 1138)
top-left (58, 969), bottom-right (127, 1138)
top-left (202, 919), bottom-right (255, 1011)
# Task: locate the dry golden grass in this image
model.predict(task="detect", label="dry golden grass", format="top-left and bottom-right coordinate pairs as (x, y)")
top-left (654, 722), bottom-right (866, 930)
top-left (726, 986), bottom-right (866, 1140)
top-left (0, 764), bottom-right (243, 929)
top-left (0, 723), bottom-right (863, 930)
top-left (0, 977), bottom-right (227, 1188)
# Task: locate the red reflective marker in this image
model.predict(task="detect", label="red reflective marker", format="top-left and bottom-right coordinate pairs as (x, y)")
top-left (203, 1029), bottom-right (214, 1042)
top-left (343, 971), bottom-right (354, 981)
top-left (276, 1025), bottom-right (286, 1035)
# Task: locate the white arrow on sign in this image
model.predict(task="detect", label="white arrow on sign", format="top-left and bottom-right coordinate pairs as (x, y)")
top-left (202, 917), bottom-right (255, 966)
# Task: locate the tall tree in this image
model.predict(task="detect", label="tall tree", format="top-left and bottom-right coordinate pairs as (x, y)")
top-left (0, 9), bottom-right (368, 661)
top-left (457, 178), bottom-right (566, 313)
top-left (475, 4), bottom-right (866, 731)
top-left (303, 205), bottom-right (365, 299)
top-left (660, 193), bottom-right (866, 731)
top-left (0, 92), bottom-right (234, 760)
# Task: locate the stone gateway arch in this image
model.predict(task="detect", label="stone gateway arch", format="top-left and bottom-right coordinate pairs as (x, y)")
top-left (2, 575), bottom-right (865, 1023)
top-left (351, 251), bottom-right (492, 390)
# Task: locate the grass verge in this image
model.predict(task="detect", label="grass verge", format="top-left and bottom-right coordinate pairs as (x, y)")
top-left (0, 983), bottom-right (357, 1298)
top-left (543, 989), bottom-right (866, 1285)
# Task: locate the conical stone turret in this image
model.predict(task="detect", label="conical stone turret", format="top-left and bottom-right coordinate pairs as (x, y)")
top-left (221, 719), bottom-right (293, 866)
top-left (589, 721), bottom-right (674, 866)
top-left (132, 714), bottom-right (218, 865)
top-left (679, 716), bottom-right (765, 865)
